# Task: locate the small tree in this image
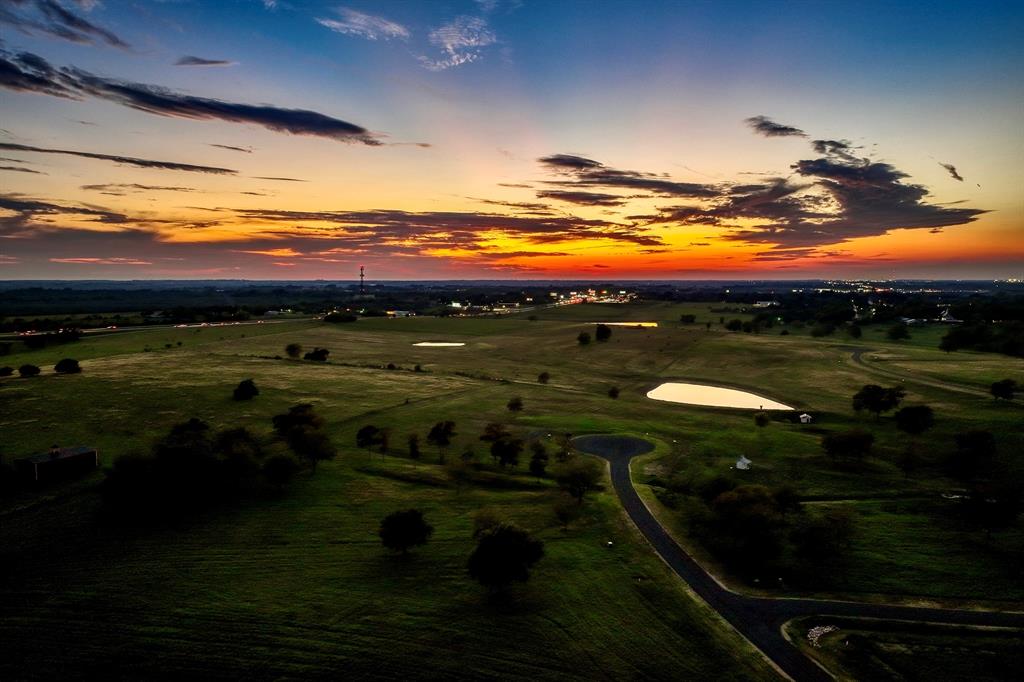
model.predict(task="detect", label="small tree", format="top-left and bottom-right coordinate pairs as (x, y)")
top-left (754, 411), bottom-right (770, 455)
top-left (273, 404), bottom-right (324, 434)
top-left (607, 386), bottom-right (620, 399)
top-left (577, 331), bottom-right (591, 346)
top-left (303, 347), bottom-right (330, 361)
top-left (233, 378), bottom-right (259, 401)
top-left (537, 371), bottom-right (550, 384)
top-left (507, 396), bottom-right (524, 413)
top-left (595, 324), bottom-right (612, 342)
top-left (529, 442), bottom-right (548, 477)
top-left (427, 421), bottom-right (456, 463)
top-left (288, 427), bottom-right (336, 471)
top-left (0, 366), bottom-right (13, 377)
top-left (467, 524), bottom-right (544, 590)
top-left (263, 453), bottom-right (299, 492)
top-left (379, 509), bottom-right (434, 555)
top-left (356, 425), bottom-right (383, 453)
top-left (285, 343), bottom-right (302, 359)
top-left (407, 433), bottom-right (421, 460)
top-left (852, 384), bottom-right (905, 419)
top-left (54, 358), bottom-right (81, 374)
top-left (18, 364), bottom-right (40, 377)
top-left (555, 457), bottom-right (603, 503)
top-left (887, 323), bottom-right (910, 341)
top-left (990, 378), bottom-right (1017, 401)
top-left (894, 405), bottom-right (934, 437)
top-left (821, 430), bottom-right (874, 462)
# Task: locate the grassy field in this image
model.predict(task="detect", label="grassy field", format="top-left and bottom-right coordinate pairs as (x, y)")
top-left (785, 617), bottom-right (1024, 681)
top-left (1, 302), bottom-right (1022, 677)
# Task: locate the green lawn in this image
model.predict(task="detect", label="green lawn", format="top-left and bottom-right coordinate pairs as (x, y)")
top-left (1, 302), bottom-right (1022, 677)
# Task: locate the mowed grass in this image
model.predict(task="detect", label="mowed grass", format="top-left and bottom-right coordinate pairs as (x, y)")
top-left (1, 316), bottom-right (775, 681)
top-left (1, 301), bottom-right (1022, 679)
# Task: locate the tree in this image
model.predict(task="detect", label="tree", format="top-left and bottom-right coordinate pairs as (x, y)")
top-left (491, 437), bottom-right (523, 469)
top-left (537, 371), bottom-right (550, 384)
top-left (990, 378), bottom-right (1017, 401)
top-left (555, 458), bottom-right (603, 503)
top-left (467, 524), bottom-right (544, 589)
top-left (233, 378), bottom-right (259, 401)
top-left (725, 319), bottom-right (743, 332)
top-left (680, 314), bottom-right (696, 324)
top-left (553, 495), bottom-right (580, 529)
top-left (577, 331), bottom-right (591, 345)
top-left (821, 430), bottom-right (874, 461)
top-left (18, 364), bottom-right (40, 377)
top-left (54, 358), bottom-right (81, 374)
top-left (595, 324), bottom-right (612, 342)
top-left (852, 384), bottom-right (905, 419)
top-left (379, 509), bottom-right (434, 555)
top-left (506, 396), bottom-right (524, 413)
top-left (288, 427), bottom-right (336, 471)
top-left (887, 323), bottom-right (910, 341)
top-left (894, 405), bottom-right (934, 437)
top-left (791, 508), bottom-right (855, 562)
top-left (480, 422), bottom-right (511, 444)
top-left (273, 404), bottom-right (324, 434)
top-left (263, 453), bottom-right (299, 492)
top-left (607, 386), bottom-right (620, 399)
top-left (554, 433), bottom-right (575, 462)
top-left (0, 366), bottom-right (13, 377)
top-left (303, 347), bottom-right (330, 361)
top-left (407, 433), bottom-right (421, 460)
top-left (427, 421), bottom-right (456, 463)
top-left (529, 441), bottom-right (548, 477)
top-left (947, 430), bottom-right (997, 483)
top-left (285, 343), bottom-right (302, 359)
top-left (356, 425), bottom-right (383, 453)
top-left (324, 312), bottom-right (358, 323)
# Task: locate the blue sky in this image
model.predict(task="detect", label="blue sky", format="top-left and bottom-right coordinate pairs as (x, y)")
top-left (1, 0), bottom-right (1021, 279)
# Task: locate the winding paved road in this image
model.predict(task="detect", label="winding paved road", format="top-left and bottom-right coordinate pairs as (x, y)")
top-left (577, 436), bottom-right (1024, 681)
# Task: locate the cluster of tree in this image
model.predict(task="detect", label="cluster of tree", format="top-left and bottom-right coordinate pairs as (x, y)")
top-left (356, 425), bottom-right (390, 454)
top-left (944, 430), bottom-right (1021, 534)
top-left (20, 329), bottom-right (82, 350)
top-left (852, 384), bottom-right (906, 419)
top-left (686, 481), bottom-right (855, 584)
top-left (679, 314), bottom-right (696, 324)
top-left (941, 322), bottom-right (1024, 358)
top-left (578, 324), bottom-right (613, 345)
top-left (304, 347), bottom-right (330, 362)
top-left (272, 404), bottom-right (337, 472)
top-left (102, 411), bottom-right (331, 519)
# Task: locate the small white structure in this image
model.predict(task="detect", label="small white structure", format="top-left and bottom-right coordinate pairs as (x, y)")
top-left (799, 413), bottom-right (813, 424)
top-left (735, 456), bottom-right (752, 470)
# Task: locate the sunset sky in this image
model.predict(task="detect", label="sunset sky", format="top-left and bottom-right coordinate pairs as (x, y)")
top-left (1, 0), bottom-right (1022, 280)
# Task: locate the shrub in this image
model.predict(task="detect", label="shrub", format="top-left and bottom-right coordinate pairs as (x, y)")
top-left (303, 347), bottom-right (330, 361)
top-left (577, 331), bottom-right (591, 345)
top-left (18, 364), bottom-right (40, 377)
top-left (537, 371), bottom-right (550, 384)
top-left (595, 324), bottom-right (612, 342)
top-left (887, 323), bottom-right (910, 341)
top-left (54, 358), bottom-right (81, 374)
top-left (990, 378), bottom-right (1017, 401)
top-left (285, 343), bottom-right (302, 358)
top-left (507, 396), bottom-right (524, 413)
top-left (0, 366), bottom-right (14, 377)
top-left (324, 312), bottom-right (358, 323)
top-left (233, 378), bottom-right (259, 401)
top-left (607, 386), bottom-right (620, 399)
top-left (725, 319), bottom-right (743, 332)
top-left (821, 429), bottom-right (874, 461)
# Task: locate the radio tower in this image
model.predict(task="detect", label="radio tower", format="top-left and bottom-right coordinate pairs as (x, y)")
top-left (359, 265), bottom-right (365, 294)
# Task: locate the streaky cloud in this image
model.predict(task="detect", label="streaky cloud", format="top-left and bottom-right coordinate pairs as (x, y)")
top-left (0, 142), bottom-right (237, 175)
top-left (745, 115), bottom-right (807, 138)
top-left (0, 0), bottom-right (130, 49)
top-left (316, 8), bottom-right (410, 41)
top-left (939, 161), bottom-right (964, 182)
top-left (175, 55), bottom-right (237, 67)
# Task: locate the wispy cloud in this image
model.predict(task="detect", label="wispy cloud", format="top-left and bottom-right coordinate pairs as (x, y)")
top-left (419, 16), bottom-right (496, 71)
top-left (316, 7), bottom-right (409, 40)
top-left (0, 164), bottom-right (45, 174)
top-left (538, 154), bottom-right (720, 198)
top-left (0, 0), bottom-right (129, 49)
top-left (0, 142), bottom-right (236, 175)
top-left (175, 55), bottom-right (237, 67)
top-left (0, 49), bottom-right (389, 145)
top-left (209, 143), bottom-right (254, 153)
top-left (939, 161), bottom-right (964, 182)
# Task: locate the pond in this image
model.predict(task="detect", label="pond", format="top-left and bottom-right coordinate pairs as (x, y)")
top-left (413, 342), bottom-right (465, 347)
top-left (647, 382), bottom-right (793, 410)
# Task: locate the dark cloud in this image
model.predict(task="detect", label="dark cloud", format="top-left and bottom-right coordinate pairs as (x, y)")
top-left (0, 0), bottom-right (130, 49)
top-left (175, 56), bottom-right (236, 67)
top-left (0, 49), bottom-right (388, 145)
top-left (0, 192), bottom-right (129, 236)
top-left (0, 142), bottom-right (237, 174)
top-left (497, 182), bottom-right (532, 188)
top-left (252, 176), bottom-right (307, 182)
top-left (745, 115), bottom-right (807, 138)
top-left (535, 190), bottom-right (627, 207)
top-left (0, 164), bottom-right (44, 174)
top-left (80, 183), bottom-right (198, 193)
top-left (472, 198), bottom-right (556, 214)
top-left (210, 143), bottom-right (254, 153)
top-left (939, 161), bottom-right (964, 182)
top-left (538, 153), bottom-right (720, 199)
